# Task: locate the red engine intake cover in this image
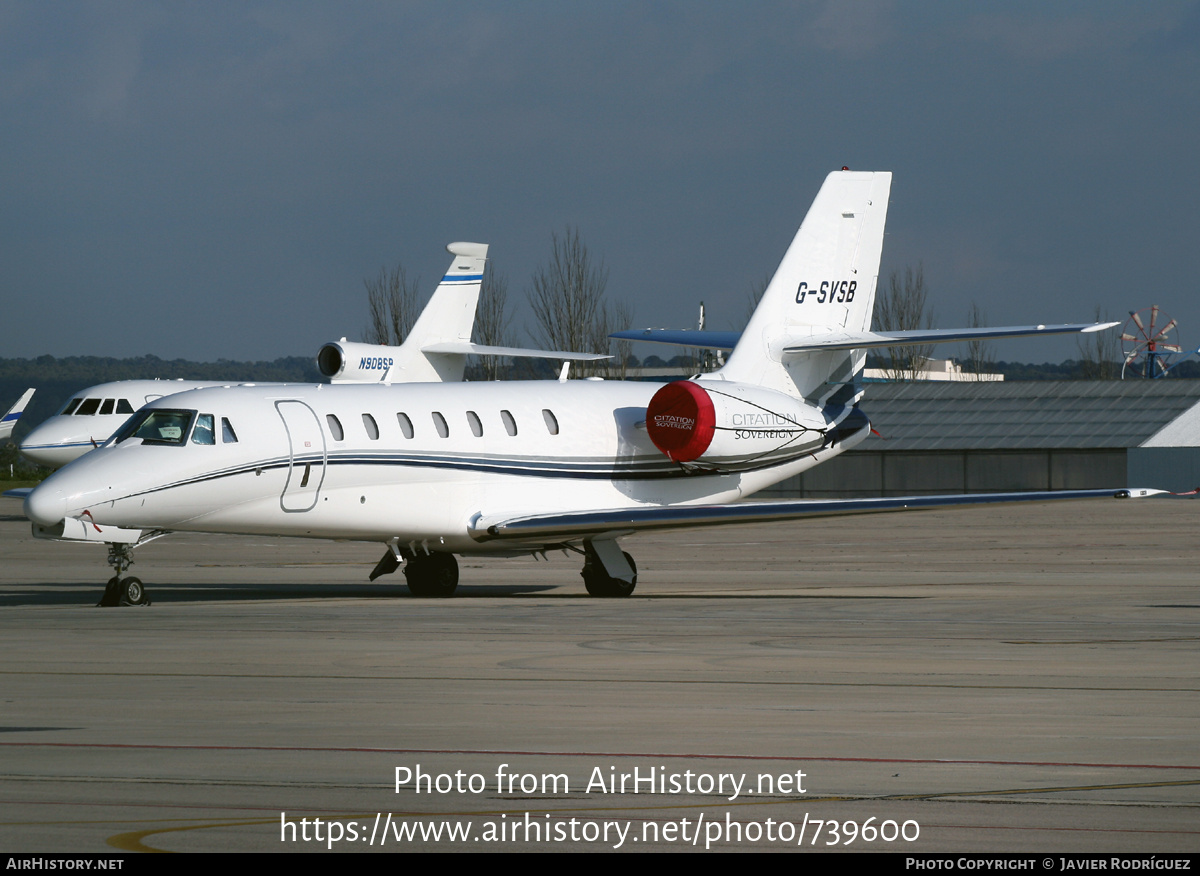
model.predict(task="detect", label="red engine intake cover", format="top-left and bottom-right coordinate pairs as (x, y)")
top-left (646, 381), bottom-right (716, 462)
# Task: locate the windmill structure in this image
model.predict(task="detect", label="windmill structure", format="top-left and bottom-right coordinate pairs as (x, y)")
top-left (1121, 306), bottom-right (1185, 378)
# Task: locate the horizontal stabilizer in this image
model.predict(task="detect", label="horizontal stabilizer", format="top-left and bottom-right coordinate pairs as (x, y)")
top-left (783, 322), bottom-right (1119, 354)
top-left (421, 342), bottom-right (610, 361)
top-left (608, 329), bottom-right (741, 351)
top-left (612, 323), bottom-right (1118, 356)
top-left (471, 488), bottom-right (1163, 543)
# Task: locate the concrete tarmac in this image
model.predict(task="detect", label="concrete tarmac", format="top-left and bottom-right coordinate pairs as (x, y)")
top-left (0, 494), bottom-right (1196, 853)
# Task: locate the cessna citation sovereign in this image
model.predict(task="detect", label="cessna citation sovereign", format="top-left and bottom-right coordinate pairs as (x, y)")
top-left (22, 170), bottom-right (1153, 606)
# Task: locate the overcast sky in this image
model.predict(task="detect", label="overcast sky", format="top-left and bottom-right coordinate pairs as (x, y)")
top-left (3, 1), bottom-right (1198, 365)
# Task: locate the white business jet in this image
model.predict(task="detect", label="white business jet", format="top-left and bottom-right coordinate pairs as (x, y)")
top-left (19, 381), bottom-right (229, 467)
top-left (18, 248), bottom-right (599, 469)
top-left (0, 389), bottom-right (36, 442)
top-left (22, 170), bottom-right (1148, 607)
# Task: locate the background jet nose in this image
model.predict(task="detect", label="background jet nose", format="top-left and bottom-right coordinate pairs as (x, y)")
top-left (24, 485), bottom-right (67, 527)
top-left (18, 424), bottom-right (82, 468)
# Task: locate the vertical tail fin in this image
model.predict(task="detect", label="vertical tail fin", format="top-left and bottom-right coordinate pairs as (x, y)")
top-left (0, 388), bottom-right (35, 441)
top-left (388, 242), bottom-right (489, 382)
top-left (320, 243), bottom-right (490, 384)
top-left (716, 170), bottom-right (891, 403)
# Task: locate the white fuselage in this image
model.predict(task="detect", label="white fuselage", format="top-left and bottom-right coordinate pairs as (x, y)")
top-left (25, 379), bottom-right (856, 553)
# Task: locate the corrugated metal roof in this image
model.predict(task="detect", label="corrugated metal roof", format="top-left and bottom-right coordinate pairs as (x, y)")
top-left (856, 380), bottom-right (1200, 451)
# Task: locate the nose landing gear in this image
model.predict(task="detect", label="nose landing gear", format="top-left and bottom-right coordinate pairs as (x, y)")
top-left (98, 543), bottom-right (151, 607)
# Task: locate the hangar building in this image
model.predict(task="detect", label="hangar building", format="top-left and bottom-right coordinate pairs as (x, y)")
top-left (766, 380), bottom-right (1200, 498)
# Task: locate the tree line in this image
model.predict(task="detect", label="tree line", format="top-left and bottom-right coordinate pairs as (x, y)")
top-left (0, 236), bottom-right (1166, 443)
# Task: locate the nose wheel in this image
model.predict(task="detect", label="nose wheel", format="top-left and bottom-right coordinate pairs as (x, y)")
top-left (98, 543), bottom-right (151, 607)
top-left (99, 576), bottom-right (148, 607)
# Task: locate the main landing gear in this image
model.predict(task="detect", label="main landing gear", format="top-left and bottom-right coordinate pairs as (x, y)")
top-left (366, 539), bottom-right (637, 598)
top-left (404, 552), bottom-right (459, 598)
top-left (98, 543), bottom-right (150, 607)
top-left (580, 540), bottom-right (637, 598)
top-left (369, 544), bottom-right (459, 597)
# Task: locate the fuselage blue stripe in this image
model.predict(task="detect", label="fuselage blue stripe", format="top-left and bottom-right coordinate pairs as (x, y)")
top-left (441, 274), bottom-right (483, 283)
top-left (117, 447), bottom-right (816, 503)
top-left (20, 441), bottom-right (95, 450)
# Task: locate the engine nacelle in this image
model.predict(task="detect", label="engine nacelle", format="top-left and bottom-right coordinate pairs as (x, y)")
top-left (317, 341), bottom-right (400, 383)
top-left (645, 380), bottom-right (832, 469)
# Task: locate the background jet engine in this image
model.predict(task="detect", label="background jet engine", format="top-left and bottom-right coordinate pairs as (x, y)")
top-left (316, 341), bottom-right (401, 383)
top-left (644, 380), bottom-right (831, 470)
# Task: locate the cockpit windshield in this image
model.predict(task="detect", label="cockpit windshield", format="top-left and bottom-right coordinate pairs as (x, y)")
top-left (114, 409), bottom-right (197, 446)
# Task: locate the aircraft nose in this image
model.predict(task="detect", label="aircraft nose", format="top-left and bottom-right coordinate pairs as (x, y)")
top-left (19, 424), bottom-right (82, 468)
top-left (24, 483), bottom-right (67, 527)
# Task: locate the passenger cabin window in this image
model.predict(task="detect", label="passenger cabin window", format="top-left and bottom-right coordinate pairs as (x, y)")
top-left (466, 411), bottom-right (483, 437)
top-left (432, 412), bottom-right (449, 438)
top-left (363, 413), bottom-right (380, 440)
top-left (221, 417), bottom-right (238, 443)
top-left (326, 414), bottom-right (344, 441)
top-left (191, 414), bottom-right (216, 445)
top-left (542, 409), bottom-right (559, 435)
top-left (117, 399), bottom-right (134, 414)
top-left (99, 399), bottom-right (115, 416)
top-left (76, 399), bottom-right (101, 416)
top-left (397, 412), bottom-right (414, 439)
top-left (501, 410), bottom-right (517, 436)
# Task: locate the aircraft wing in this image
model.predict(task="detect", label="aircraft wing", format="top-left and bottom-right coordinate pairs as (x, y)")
top-left (781, 323), bottom-right (1119, 353)
top-left (470, 488), bottom-right (1163, 543)
top-left (2, 488), bottom-right (33, 500)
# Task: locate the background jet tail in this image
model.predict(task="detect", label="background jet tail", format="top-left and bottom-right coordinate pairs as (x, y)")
top-left (0, 388), bottom-right (35, 441)
top-left (387, 242), bottom-right (489, 383)
top-left (716, 170), bottom-right (892, 405)
top-left (318, 243), bottom-right (489, 383)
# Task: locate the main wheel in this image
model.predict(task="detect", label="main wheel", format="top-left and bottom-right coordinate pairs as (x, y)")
top-left (119, 576), bottom-right (148, 606)
top-left (404, 553), bottom-right (459, 598)
top-left (582, 551), bottom-right (637, 598)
